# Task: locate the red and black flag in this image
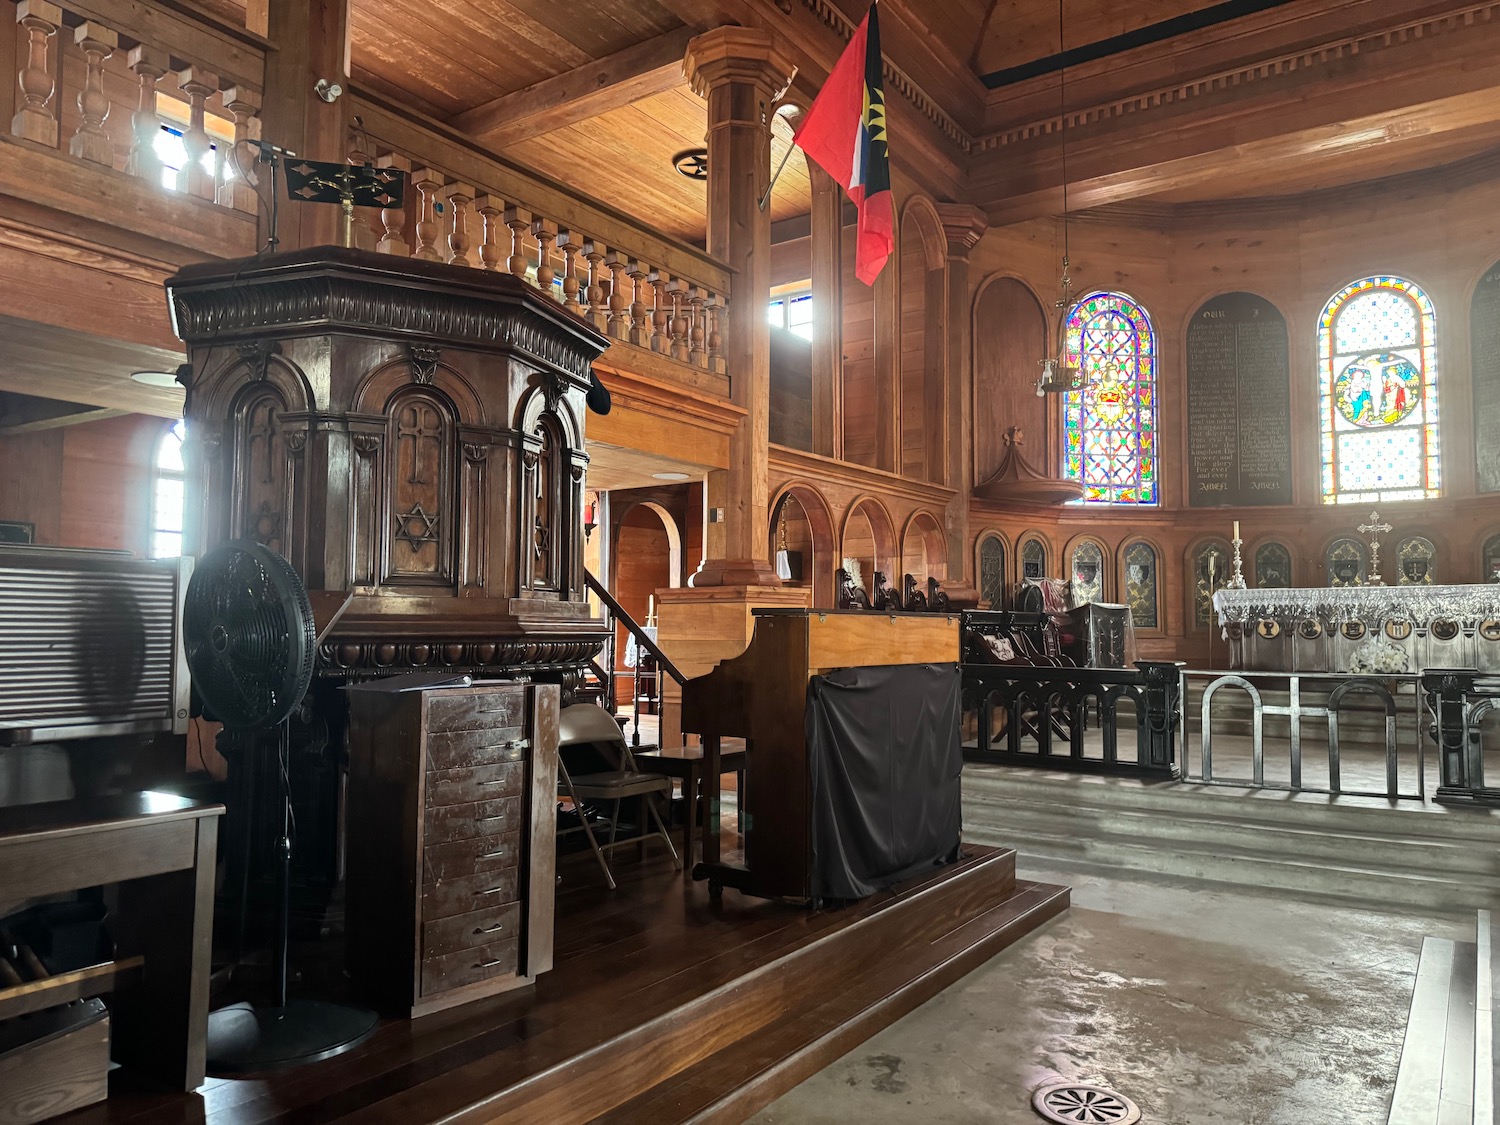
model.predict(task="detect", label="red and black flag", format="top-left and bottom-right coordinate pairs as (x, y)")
top-left (794, 1), bottom-right (893, 285)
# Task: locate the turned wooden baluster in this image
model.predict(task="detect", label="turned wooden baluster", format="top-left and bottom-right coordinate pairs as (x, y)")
top-left (68, 22), bottom-right (117, 165)
top-left (627, 260), bottom-right (650, 346)
top-left (375, 153), bottom-right (411, 255)
top-left (13, 2), bottom-right (61, 146)
top-left (688, 286), bottom-right (708, 367)
top-left (410, 167), bottom-right (444, 261)
top-left (557, 230), bottom-right (583, 314)
top-left (505, 205), bottom-right (532, 283)
top-left (444, 182), bottom-right (474, 266)
top-left (476, 194), bottom-right (503, 270)
top-left (707, 293), bottom-right (727, 374)
top-left (583, 240), bottom-right (609, 333)
top-left (176, 67), bottom-right (219, 200)
top-left (649, 270), bottom-right (672, 353)
top-left (669, 278), bottom-right (691, 362)
top-left (125, 45), bottom-right (168, 183)
top-left (218, 86), bottom-right (261, 212)
top-left (605, 250), bottom-right (630, 339)
top-left (533, 218), bottom-right (559, 297)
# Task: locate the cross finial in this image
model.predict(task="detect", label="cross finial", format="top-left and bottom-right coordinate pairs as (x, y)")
top-left (1357, 510), bottom-right (1393, 538)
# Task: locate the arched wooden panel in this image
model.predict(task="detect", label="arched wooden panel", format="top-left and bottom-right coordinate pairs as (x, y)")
top-left (974, 278), bottom-right (1048, 483)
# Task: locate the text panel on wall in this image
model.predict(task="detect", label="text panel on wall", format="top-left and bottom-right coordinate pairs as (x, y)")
top-left (1186, 292), bottom-right (1292, 506)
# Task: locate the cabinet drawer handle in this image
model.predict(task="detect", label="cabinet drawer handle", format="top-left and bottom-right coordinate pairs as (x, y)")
top-left (481, 778), bottom-right (511, 786)
top-left (478, 848), bottom-right (509, 860)
top-left (476, 814), bottom-right (506, 825)
top-left (474, 885), bottom-right (505, 896)
top-left (472, 958), bottom-right (505, 969)
top-left (493, 738), bottom-right (529, 751)
top-left (474, 923), bottom-right (507, 935)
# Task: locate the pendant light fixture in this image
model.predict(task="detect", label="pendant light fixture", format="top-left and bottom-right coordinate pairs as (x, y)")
top-left (1037, 0), bottom-right (1083, 397)
top-left (774, 501), bottom-right (793, 582)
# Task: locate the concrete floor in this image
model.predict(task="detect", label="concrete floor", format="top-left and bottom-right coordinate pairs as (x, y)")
top-left (752, 860), bottom-right (1472, 1125)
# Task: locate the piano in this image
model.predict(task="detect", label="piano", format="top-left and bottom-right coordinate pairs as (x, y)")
top-left (680, 608), bottom-right (961, 903)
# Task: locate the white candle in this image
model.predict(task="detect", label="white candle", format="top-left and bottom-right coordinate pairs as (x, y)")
top-left (647, 594), bottom-right (654, 620)
top-left (1233, 520), bottom-right (1240, 541)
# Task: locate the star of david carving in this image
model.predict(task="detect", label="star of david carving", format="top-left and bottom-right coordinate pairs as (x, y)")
top-left (251, 500), bottom-right (283, 546)
top-left (395, 504), bottom-right (440, 552)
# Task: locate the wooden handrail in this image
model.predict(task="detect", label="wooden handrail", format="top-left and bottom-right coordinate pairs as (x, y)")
top-left (585, 569), bottom-right (686, 687)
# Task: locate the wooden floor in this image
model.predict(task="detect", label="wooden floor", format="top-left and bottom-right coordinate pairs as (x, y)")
top-left (69, 844), bottom-right (1067, 1125)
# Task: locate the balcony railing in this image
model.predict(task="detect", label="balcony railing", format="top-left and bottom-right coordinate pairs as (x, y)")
top-left (349, 90), bottom-right (732, 391)
top-left (2, 0), bottom-right (264, 257)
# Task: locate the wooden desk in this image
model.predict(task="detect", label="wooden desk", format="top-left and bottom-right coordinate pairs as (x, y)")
top-left (0, 792), bottom-right (223, 1091)
top-left (635, 742), bottom-right (748, 866)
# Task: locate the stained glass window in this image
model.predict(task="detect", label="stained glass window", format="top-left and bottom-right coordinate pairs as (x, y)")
top-left (1064, 291), bottom-right (1157, 505)
top-left (1324, 537), bottom-right (1368, 588)
top-left (979, 535), bottom-right (1005, 609)
top-left (1021, 536), bottom-right (1047, 580)
top-left (1485, 534), bottom-right (1500, 584)
top-left (1254, 542), bottom-right (1292, 589)
top-left (1318, 276), bottom-right (1440, 504)
top-left (151, 420), bottom-right (186, 559)
top-left (1123, 542), bottom-right (1158, 629)
top-left (1070, 540), bottom-right (1105, 605)
top-left (1396, 536), bottom-right (1436, 586)
top-left (1193, 540), bottom-right (1230, 627)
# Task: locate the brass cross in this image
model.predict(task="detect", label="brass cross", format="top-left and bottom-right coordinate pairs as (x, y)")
top-left (1357, 510), bottom-right (1393, 586)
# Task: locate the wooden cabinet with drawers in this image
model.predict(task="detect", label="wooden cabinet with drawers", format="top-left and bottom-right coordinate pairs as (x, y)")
top-left (345, 682), bottom-right (560, 1018)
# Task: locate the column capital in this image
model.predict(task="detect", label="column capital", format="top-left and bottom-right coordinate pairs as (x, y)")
top-left (684, 27), bottom-right (798, 100)
top-left (936, 203), bottom-right (989, 259)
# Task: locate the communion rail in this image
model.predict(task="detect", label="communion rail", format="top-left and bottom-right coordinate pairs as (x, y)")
top-left (1179, 669), bottom-right (1428, 801)
top-left (961, 661), bottom-right (1183, 778)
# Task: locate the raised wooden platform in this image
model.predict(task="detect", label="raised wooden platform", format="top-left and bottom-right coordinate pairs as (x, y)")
top-left (68, 844), bottom-right (1067, 1125)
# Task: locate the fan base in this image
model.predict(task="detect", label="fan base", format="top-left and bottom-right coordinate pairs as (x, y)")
top-left (206, 999), bottom-right (378, 1073)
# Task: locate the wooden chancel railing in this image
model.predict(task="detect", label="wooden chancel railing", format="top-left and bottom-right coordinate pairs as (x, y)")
top-left (1, 0), bottom-right (265, 256)
top-left (348, 97), bottom-right (732, 383)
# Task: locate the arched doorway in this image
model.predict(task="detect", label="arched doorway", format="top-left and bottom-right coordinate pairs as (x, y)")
top-left (901, 510), bottom-right (947, 588)
top-left (840, 497), bottom-right (898, 604)
top-left (769, 483), bottom-right (837, 607)
top-left (610, 501), bottom-right (681, 670)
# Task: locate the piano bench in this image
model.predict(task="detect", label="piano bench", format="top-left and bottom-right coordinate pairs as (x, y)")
top-left (634, 743), bottom-right (748, 869)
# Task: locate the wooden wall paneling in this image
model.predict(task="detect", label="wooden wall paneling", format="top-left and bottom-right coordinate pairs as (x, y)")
top-left (899, 213), bottom-right (927, 481)
top-left (0, 429), bottom-right (65, 545)
top-left (809, 164), bottom-right (842, 460)
top-left (60, 414), bottom-right (160, 554)
top-left (839, 217), bottom-right (876, 467)
top-left (972, 275), bottom-right (1049, 482)
top-left (873, 242), bottom-right (899, 475)
top-left (611, 501), bottom-right (676, 668)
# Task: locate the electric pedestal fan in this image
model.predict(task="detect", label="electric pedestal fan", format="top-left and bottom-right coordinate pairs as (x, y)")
top-left (183, 539), bottom-right (378, 1072)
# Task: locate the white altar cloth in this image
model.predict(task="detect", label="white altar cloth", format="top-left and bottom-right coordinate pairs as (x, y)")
top-left (1213, 584), bottom-right (1500, 628)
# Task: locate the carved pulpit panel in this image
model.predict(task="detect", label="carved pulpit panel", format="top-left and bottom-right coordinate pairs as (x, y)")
top-left (386, 391), bottom-right (453, 584)
top-left (235, 390), bottom-right (288, 555)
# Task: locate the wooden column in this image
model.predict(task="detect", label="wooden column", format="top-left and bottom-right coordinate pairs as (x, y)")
top-left (809, 163), bottom-right (843, 460)
top-left (684, 28), bottom-right (796, 588)
top-left (936, 203), bottom-right (988, 593)
top-left (258, 0), bottom-right (350, 249)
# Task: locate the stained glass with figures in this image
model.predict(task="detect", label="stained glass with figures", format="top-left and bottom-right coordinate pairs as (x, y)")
top-left (1318, 277), bottom-right (1440, 504)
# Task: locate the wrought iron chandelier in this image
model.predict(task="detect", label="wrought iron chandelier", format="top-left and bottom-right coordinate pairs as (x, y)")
top-left (1037, 0), bottom-right (1083, 397)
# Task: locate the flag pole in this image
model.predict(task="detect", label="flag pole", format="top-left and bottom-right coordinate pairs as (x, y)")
top-left (759, 143), bottom-right (797, 212)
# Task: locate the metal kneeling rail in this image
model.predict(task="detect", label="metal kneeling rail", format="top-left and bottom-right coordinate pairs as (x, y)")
top-left (1181, 669), bottom-right (1425, 800)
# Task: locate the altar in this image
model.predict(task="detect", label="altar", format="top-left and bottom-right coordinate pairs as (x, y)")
top-left (1213, 584), bottom-right (1500, 674)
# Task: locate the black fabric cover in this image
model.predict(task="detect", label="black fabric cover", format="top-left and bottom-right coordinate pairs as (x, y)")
top-left (805, 662), bottom-right (963, 900)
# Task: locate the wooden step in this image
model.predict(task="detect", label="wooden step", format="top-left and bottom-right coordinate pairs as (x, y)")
top-left (1388, 936), bottom-right (1477, 1125)
top-left (596, 880), bottom-right (1070, 1125)
top-left (1479, 909), bottom-right (1497, 1125)
top-left (316, 846), bottom-right (1040, 1125)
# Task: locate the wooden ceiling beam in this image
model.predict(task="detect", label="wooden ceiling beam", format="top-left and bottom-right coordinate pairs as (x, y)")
top-left (651, 0), bottom-right (753, 32)
top-left (452, 27), bottom-right (700, 144)
top-left (0, 400), bottom-right (126, 435)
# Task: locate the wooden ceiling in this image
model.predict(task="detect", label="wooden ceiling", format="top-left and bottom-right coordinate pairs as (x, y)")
top-left (349, 0), bottom-right (689, 120)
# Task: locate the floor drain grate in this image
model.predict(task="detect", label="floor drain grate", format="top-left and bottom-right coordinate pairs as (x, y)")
top-left (1031, 1081), bottom-right (1141, 1124)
